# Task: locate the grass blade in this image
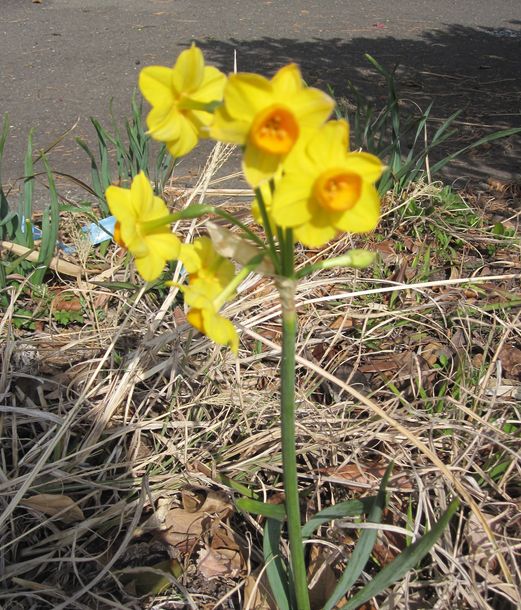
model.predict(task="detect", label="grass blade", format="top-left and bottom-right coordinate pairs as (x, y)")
top-left (302, 497), bottom-right (375, 539)
top-left (31, 155), bottom-right (59, 284)
top-left (430, 127), bottom-right (521, 175)
top-left (338, 499), bottom-right (460, 610)
top-left (15, 129), bottom-right (35, 248)
top-left (324, 464), bottom-right (393, 610)
top-left (235, 498), bottom-right (286, 521)
top-left (264, 518), bottom-right (291, 610)
top-left (0, 114), bottom-right (11, 286)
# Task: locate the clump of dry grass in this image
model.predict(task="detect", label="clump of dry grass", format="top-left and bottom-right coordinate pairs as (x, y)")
top-left (1, 145), bottom-right (520, 610)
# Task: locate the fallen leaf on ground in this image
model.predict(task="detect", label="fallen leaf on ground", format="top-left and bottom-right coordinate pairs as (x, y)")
top-left (321, 462), bottom-right (412, 491)
top-left (499, 344), bottom-right (521, 379)
top-left (151, 489), bottom-right (233, 553)
top-left (21, 494), bottom-right (84, 524)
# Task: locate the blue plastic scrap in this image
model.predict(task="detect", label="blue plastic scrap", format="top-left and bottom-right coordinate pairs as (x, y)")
top-left (31, 225), bottom-right (76, 255)
top-left (82, 215), bottom-right (116, 245)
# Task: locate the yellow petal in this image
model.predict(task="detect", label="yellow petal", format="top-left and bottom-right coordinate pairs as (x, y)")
top-left (306, 120), bottom-right (350, 167)
top-left (166, 115), bottom-right (199, 157)
top-left (224, 73), bottom-right (271, 121)
top-left (178, 243), bottom-right (200, 274)
top-left (146, 105), bottom-right (183, 142)
top-left (335, 183), bottom-right (381, 234)
top-left (344, 152), bottom-right (383, 184)
top-left (271, 176), bottom-right (313, 227)
top-left (131, 171), bottom-right (154, 216)
top-left (143, 194), bottom-right (170, 221)
top-left (187, 109), bottom-right (212, 132)
top-left (203, 309), bottom-right (239, 354)
top-left (283, 87), bottom-right (335, 129)
top-left (135, 251), bottom-right (166, 281)
top-left (190, 66), bottom-right (226, 103)
top-left (242, 143), bottom-right (283, 187)
top-left (106, 185), bottom-right (136, 221)
top-left (210, 105), bottom-right (250, 144)
top-left (186, 308), bottom-right (206, 334)
top-left (145, 231), bottom-right (180, 261)
top-left (294, 215), bottom-right (339, 248)
top-left (120, 222), bottom-right (141, 252)
top-left (271, 64), bottom-right (303, 96)
top-left (171, 45), bottom-right (204, 94)
top-left (183, 279), bottom-right (219, 308)
top-left (139, 66), bottom-right (174, 108)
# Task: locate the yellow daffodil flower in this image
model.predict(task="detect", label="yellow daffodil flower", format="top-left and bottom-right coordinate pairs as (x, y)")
top-left (210, 63), bottom-right (335, 187)
top-left (175, 237), bottom-right (238, 353)
top-left (183, 279), bottom-right (239, 354)
top-left (106, 171), bottom-right (180, 281)
top-left (271, 120), bottom-right (383, 247)
top-left (179, 236), bottom-right (235, 293)
top-left (139, 44), bottom-right (226, 158)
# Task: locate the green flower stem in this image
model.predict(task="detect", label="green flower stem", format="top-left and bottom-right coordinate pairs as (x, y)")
top-left (279, 277), bottom-right (310, 610)
top-left (296, 249), bottom-right (377, 279)
top-left (255, 186), bottom-right (281, 274)
top-left (214, 254), bottom-right (265, 310)
top-left (140, 205), bottom-right (214, 232)
top-left (177, 98), bottom-right (222, 113)
top-left (140, 204), bottom-right (268, 252)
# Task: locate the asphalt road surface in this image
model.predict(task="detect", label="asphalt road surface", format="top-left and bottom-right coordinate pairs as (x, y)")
top-left (1, 0), bottom-right (520, 208)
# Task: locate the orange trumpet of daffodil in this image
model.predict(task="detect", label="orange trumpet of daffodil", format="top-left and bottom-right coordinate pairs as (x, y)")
top-left (271, 119), bottom-right (383, 247)
top-left (210, 63), bottom-right (335, 187)
top-left (139, 44), bottom-right (226, 158)
top-left (106, 171), bottom-right (181, 281)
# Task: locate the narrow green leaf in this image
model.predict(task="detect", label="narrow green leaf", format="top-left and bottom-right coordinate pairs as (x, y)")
top-left (16, 129), bottom-right (35, 248)
top-left (430, 127), bottom-right (521, 175)
top-left (235, 498), bottom-right (286, 521)
top-left (324, 464), bottom-right (393, 610)
top-left (76, 137), bottom-right (105, 206)
top-left (338, 499), bottom-right (460, 610)
top-left (302, 497), bottom-right (375, 539)
top-left (31, 155), bottom-right (59, 284)
top-left (216, 474), bottom-right (258, 500)
top-left (0, 210), bottom-right (17, 227)
top-left (264, 518), bottom-right (291, 610)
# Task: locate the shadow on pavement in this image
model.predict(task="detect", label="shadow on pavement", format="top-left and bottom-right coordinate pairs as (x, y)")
top-left (195, 22), bottom-right (521, 186)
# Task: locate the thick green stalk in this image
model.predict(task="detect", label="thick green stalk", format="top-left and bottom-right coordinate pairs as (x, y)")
top-left (278, 276), bottom-right (310, 610)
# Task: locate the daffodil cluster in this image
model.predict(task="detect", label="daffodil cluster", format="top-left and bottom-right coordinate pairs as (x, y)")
top-left (106, 43), bottom-right (383, 352)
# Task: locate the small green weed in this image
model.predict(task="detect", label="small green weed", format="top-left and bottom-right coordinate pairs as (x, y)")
top-left (0, 115), bottom-right (62, 288)
top-left (76, 95), bottom-right (176, 215)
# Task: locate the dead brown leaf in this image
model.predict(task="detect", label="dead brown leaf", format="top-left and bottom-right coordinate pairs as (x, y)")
top-left (329, 315), bottom-right (354, 331)
top-left (154, 489), bottom-right (233, 553)
top-left (52, 290), bottom-right (82, 313)
top-left (307, 545), bottom-right (341, 610)
top-left (197, 539), bottom-right (242, 580)
top-left (21, 494), bottom-right (84, 524)
top-left (499, 344), bottom-right (521, 380)
top-left (321, 462), bottom-right (412, 491)
top-left (206, 221), bottom-right (274, 275)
